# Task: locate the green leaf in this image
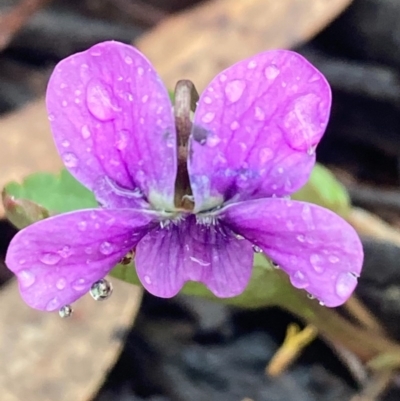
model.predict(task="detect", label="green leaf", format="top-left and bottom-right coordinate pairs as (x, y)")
top-left (292, 163), bottom-right (350, 218)
top-left (4, 169), bottom-right (96, 227)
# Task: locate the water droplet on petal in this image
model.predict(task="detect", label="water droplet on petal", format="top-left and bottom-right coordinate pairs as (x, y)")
top-left (203, 96), bottom-right (212, 104)
top-left (81, 125), bottom-right (91, 139)
top-left (329, 255), bottom-right (339, 264)
top-left (40, 253), bottom-right (61, 265)
top-left (335, 272), bottom-right (358, 299)
top-left (144, 275), bottom-right (152, 285)
top-left (290, 270), bottom-right (309, 289)
top-left (72, 278), bottom-right (87, 291)
top-left (258, 147), bottom-right (273, 164)
top-left (271, 261), bottom-right (280, 269)
top-left (90, 279), bottom-right (113, 301)
top-left (230, 121), bottom-right (240, 130)
top-left (63, 152), bottom-right (79, 168)
top-left (141, 94), bottom-right (149, 103)
top-left (59, 304), bottom-right (73, 318)
top-left (225, 79), bottom-right (246, 103)
top-left (282, 93), bottom-right (323, 151)
top-left (137, 66), bottom-right (144, 76)
top-left (296, 234), bottom-right (305, 243)
top-left (56, 278), bottom-right (67, 290)
top-left (19, 270), bottom-right (35, 288)
top-left (235, 234), bottom-right (244, 240)
top-left (124, 56), bottom-right (133, 64)
top-left (61, 140), bottom-right (70, 148)
top-left (48, 114), bottom-right (55, 121)
top-left (319, 301), bottom-right (325, 306)
top-left (99, 241), bottom-right (114, 255)
top-left (86, 79), bottom-right (119, 121)
top-left (46, 297), bottom-right (60, 311)
top-left (62, 100), bottom-right (68, 107)
top-left (254, 106), bottom-right (265, 121)
top-left (202, 112), bottom-right (215, 123)
top-left (219, 74), bottom-right (227, 82)
top-left (116, 130), bottom-right (129, 150)
top-left (58, 246), bottom-right (71, 258)
top-left (78, 221), bottom-right (87, 231)
top-left (264, 64), bottom-right (280, 80)
top-left (247, 60), bottom-right (257, 69)
top-left (252, 245), bottom-right (263, 253)
top-left (310, 253), bottom-right (325, 274)
top-left (307, 293), bottom-right (315, 299)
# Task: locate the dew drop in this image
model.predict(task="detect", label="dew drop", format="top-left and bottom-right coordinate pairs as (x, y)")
top-left (258, 147), bottom-right (273, 164)
top-left (59, 305), bottom-right (73, 318)
top-left (141, 94), bottom-right (149, 103)
top-left (230, 121), bottom-right (240, 130)
top-left (254, 106), bottom-right (265, 121)
top-left (124, 56), bottom-right (133, 64)
top-left (63, 152), bottom-right (79, 168)
top-left (219, 74), bottom-right (227, 82)
top-left (202, 112), bottom-right (215, 123)
top-left (247, 60), bottom-right (257, 69)
top-left (48, 114), bottom-right (55, 122)
top-left (61, 140), bottom-right (70, 148)
top-left (78, 221), bottom-right (87, 231)
top-left (235, 234), bottom-right (245, 240)
top-left (282, 93), bottom-right (322, 151)
top-left (310, 253), bottom-right (324, 274)
top-left (86, 79), bottom-right (119, 121)
top-left (296, 234), bottom-right (305, 243)
top-left (290, 270), bottom-right (309, 289)
top-left (252, 245), bottom-right (263, 253)
top-left (137, 66), bottom-right (144, 76)
top-left (90, 279), bottom-right (113, 301)
top-left (56, 278), bottom-right (67, 290)
top-left (62, 100), bottom-right (68, 107)
top-left (207, 135), bottom-right (221, 147)
top-left (19, 270), bottom-right (35, 288)
top-left (319, 301), bottom-right (325, 306)
top-left (203, 96), bottom-right (212, 104)
top-left (271, 261), bottom-right (280, 269)
top-left (264, 64), bottom-right (280, 80)
top-left (72, 278), bottom-right (87, 291)
top-left (40, 253), bottom-right (61, 265)
top-left (329, 255), bottom-right (340, 264)
top-left (224, 79), bottom-right (246, 103)
top-left (99, 241), bottom-right (114, 255)
top-left (58, 246), bottom-right (71, 258)
top-left (307, 293), bottom-right (315, 300)
top-left (46, 297), bottom-right (60, 311)
top-left (335, 272), bottom-right (358, 299)
top-left (116, 130), bottom-right (129, 150)
top-left (81, 125), bottom-right (91, 139)
top-left (144, 275), bottom-right (152, 285)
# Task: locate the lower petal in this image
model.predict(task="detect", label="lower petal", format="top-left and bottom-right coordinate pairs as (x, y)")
top-left (135, 215), bottom-right (254, 297)
top-left (221, 199), bottom-right (363, 307)
top-left (6, 208), bottom-right (156, 311)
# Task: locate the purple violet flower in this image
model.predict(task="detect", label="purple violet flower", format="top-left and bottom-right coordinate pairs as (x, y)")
top-left (5, 41), bottom-right (363, 312)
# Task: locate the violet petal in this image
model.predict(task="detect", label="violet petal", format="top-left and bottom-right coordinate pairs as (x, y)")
top-left (46, 41), bottom-right (177, 210)
top-left (135, 215), bottom-right (254, 297)
top-left (6, 208), bottom-right (156, 311)
top-left (221, 198), bottom-right (363, 307)
top-left (188, 50), bottom-right (331, 212)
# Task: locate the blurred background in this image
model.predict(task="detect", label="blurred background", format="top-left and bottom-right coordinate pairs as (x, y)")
top-left (2, 0), bottom-right (400, 400)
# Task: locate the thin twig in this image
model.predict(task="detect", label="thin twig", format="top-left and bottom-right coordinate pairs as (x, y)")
top-left (350, 371), bottom-right (393, 401)
top-left (0, 0), bottom-right (52, 51)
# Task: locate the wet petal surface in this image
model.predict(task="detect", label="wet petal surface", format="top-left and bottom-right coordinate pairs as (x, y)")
top-left (188, 50), bottom-right (331, 212)
top-left (6, 208), bottom-right (156, 311)
top-left (135, 215), bottom-right (254, 297)
top-left (46, 41), bottom-right (177, 210)
top-left (222, 199), bottom-right (363, 307)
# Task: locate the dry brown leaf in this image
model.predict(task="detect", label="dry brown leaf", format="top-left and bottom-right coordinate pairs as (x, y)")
top-left (137, 0), bottom-right (353, 90)
top-left (0, 278), bottom-right (142, 401)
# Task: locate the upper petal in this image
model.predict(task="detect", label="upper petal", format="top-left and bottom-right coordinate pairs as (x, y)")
top-left (135, 215), bottom-right (254, 297)
top-left (221, 199), bottom-right (363, 307)
top-left (5, 208), bottom-right (156, 311)
top-left (46, 41), bottom-right (177, 210)
top-left (188, 50), bottom-right (331, 212)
